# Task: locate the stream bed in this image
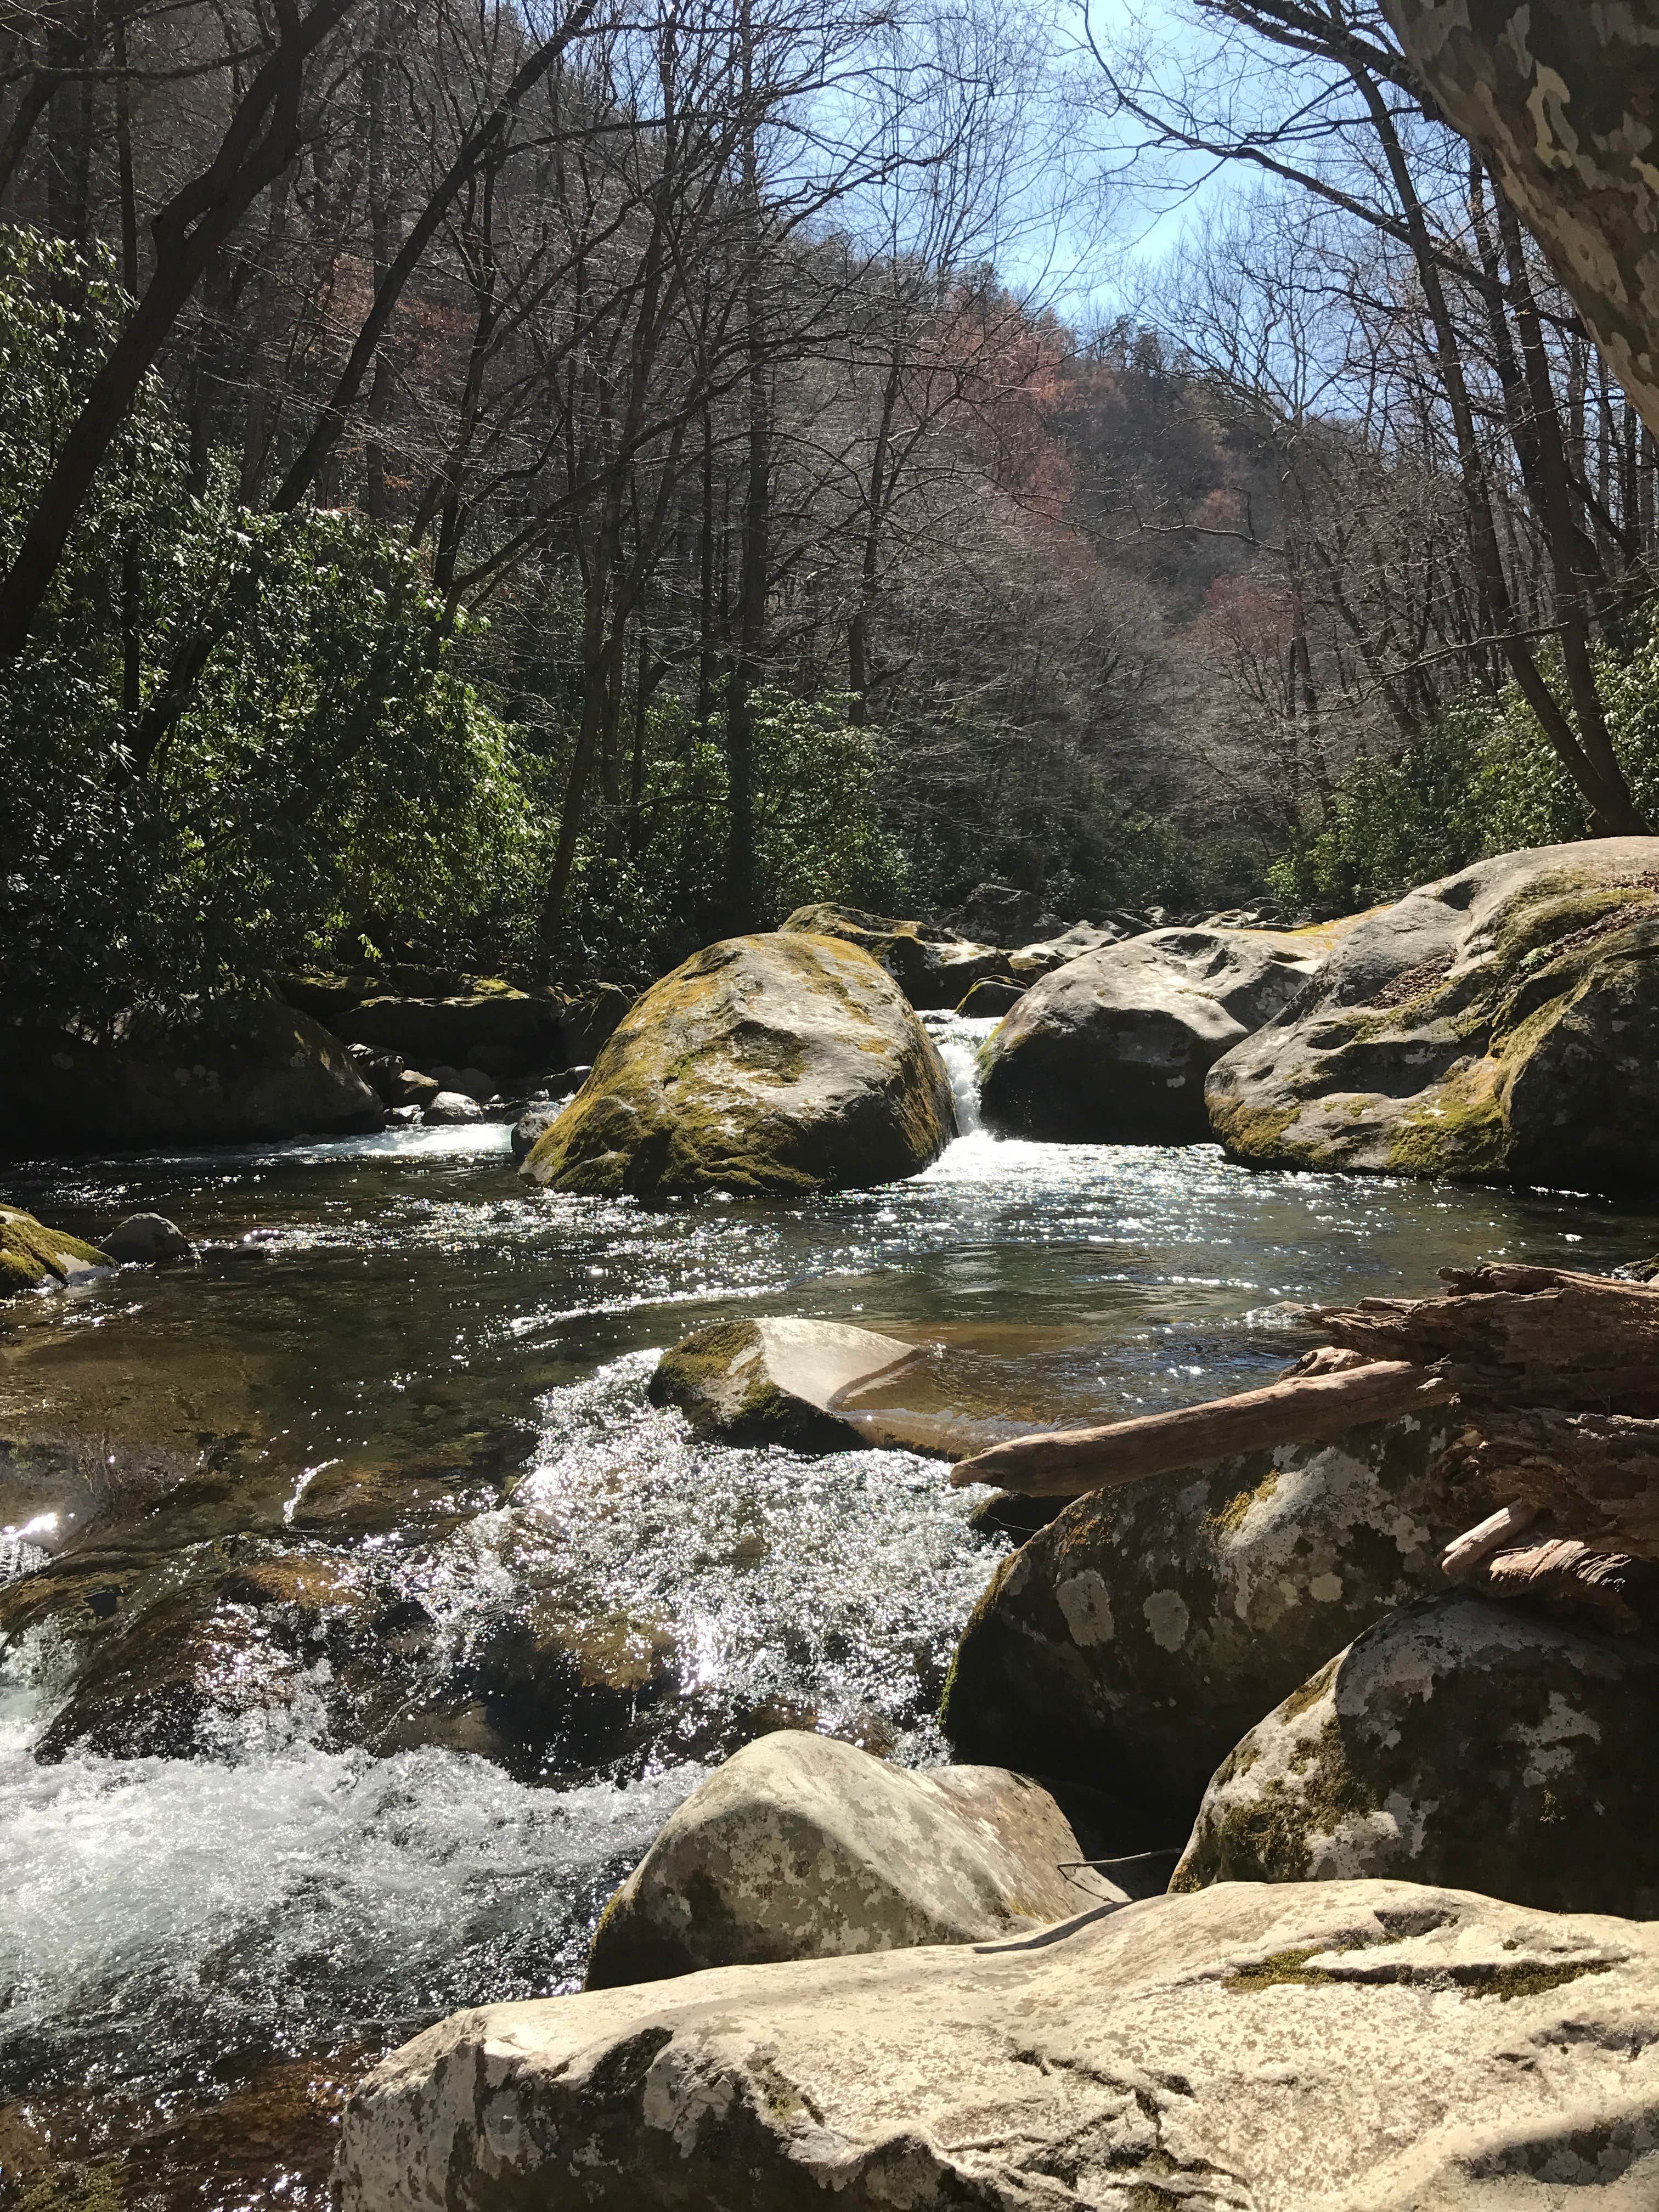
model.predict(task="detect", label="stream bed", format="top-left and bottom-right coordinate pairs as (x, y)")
top-left (3, 1015), bottom-right (1656, 2205)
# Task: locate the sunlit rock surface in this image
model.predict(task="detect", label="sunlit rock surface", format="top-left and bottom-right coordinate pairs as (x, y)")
top-left (1207, 839), bottom-right (1659, 1189)
top-left (336, 1877), bottom-right (1659, 2211)
top-left (521, 933), bottom-right (956, 1198)
top-left (779, 902), bottom-right (1015, 1009)
top-left (979, 924), bottom-right (1336, 1144)
top-left (648, 1316), bottom-right (929, 1452)
top-left (0, 1204), bottom-right (109, 1293)
top-left (585, 1729), bottom-right (1103, 1988)
top-left (1173, 1592), bottom-right (1659, 1916)
top-left (943, 1415), bottom-right (1477, 1832)
top-left (1384, 2), bottom-right (1659, 435)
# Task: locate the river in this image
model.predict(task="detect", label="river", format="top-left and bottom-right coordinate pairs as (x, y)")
top-left (2, 1013), bottom-right (1654, 2204)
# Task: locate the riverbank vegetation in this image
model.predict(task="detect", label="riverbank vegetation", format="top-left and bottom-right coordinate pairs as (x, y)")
top-left (3, 0), bottom-right (1659, 1025)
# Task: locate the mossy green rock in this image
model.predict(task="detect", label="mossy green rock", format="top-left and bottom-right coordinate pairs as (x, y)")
top-left (1172, 1592), bottom-right (1659, 1917)
top-left (521, 933), bottom-right (955, 1198)
top-left (780, 902), bottom-right (1013, 1010)
top-left (978, 925), bottom-right (1339, 1143)
top-left (942, 1413), bottom-right (1478, 1832)
top-left (0, 1205), bottom-right (110, 1294)
top-left (1207, 837), bottom-right (1659, 1189)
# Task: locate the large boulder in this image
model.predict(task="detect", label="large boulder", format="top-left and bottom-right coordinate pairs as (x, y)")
top-left (1172, 1592), bottom-right (1659, 1917)
top-left (978, 925), bottom-right (1334, 1143)
top-left (779, 904), bottom-right (1014, 1012)
top-left (648, 1317), bottom-right (926, 1452)
top-left (521, 934), bottom-right (955, 1199)
top-left (942, 1414), bottom-right (1477, 1835)
top-left (1006, 921), bottom-right (1124, 981)
top-left (585, 1730), bottom-right (1103, 1989)
top-left (319, 980), bottom-right (564, 1075)
top-left (1383, 4), bottom-right (1659, 437)
top-left (1207, 839), bottom-right (1659, 1189)
top-left (336, 1876), bottom-right (1659, 2211)
top-left (0, 1205), bottom-right (110, 1293)
top-left (2, 992), bottom-right (383, 1152)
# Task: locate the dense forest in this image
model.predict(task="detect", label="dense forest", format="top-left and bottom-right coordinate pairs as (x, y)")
top-left (5, 0), bottom-right (1659, 1023)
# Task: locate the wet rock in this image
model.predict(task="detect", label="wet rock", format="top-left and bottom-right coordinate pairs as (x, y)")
top-left (648, 1317), bottom-right (926, 1452)
top-left (979, 925), bottom-right (1334, 1143)
top-left (964, 1488), bottom-right (1071, 1541)
top-left (953, 976), bottom-right (1023, 1017)
top-left (0, 1205), bottom-right (110, 1294)
top-left (585, 1730), bottom-right (1107, 1989)
top-left (511, 1103), bottom-right (561, 1161)
top-left (3, 992), bottom-right (385, 1151)
top-left (1172, 1592), bottom-right (1659, 1916)
top-left (103, 1212), bottom-right (192, 1264)
top-left (424, 1090), bottom-right (483, 1125)
top-left (1207, 838), bottom-right (1659, 1189)
top-left (780, 903), bottom-right (1014, 1012)
top-left (521, 933), bottom-right (956, 1199)
top-left (336, 1876), bottom-right (1659, 2212)
top-left (942, 1414), bottom-right (1476, 1831)
top-left (388, 1103), bottom-right (422, 1126)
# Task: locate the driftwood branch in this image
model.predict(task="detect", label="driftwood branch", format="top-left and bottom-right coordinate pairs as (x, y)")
top-left (949, 1361), bottom-right (1456, 1497)
top-left (1434, 1408), bottom-right (1659, 1555)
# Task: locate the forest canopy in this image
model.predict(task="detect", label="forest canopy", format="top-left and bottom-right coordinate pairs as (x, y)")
top-left (3, 0), bottom-right (1658, 1023)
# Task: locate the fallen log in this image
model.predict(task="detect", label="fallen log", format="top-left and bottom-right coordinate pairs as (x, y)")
top-left (1313, 1266), bottom-right (1659, 1414)
top-left (1452, 1534), bottom-right (1659, 1637)
top-left (949, 1359), bottom-right (1456, 1496)
top-left (1434, 1407), bottom-right (1659, 1558)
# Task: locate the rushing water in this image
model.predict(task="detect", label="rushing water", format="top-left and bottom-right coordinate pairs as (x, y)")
top-left (2, 1011), bottom-right (1657, 2202)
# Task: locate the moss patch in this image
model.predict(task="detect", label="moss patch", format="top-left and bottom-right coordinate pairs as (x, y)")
top-left (1208, 1099), bottom-right (1300, 1164)
top-left (1383, 1064), bottom-right (1507, 1177)
top-left (1206, 1472), bottom-right (1279, 1538)
top-left (1460, 1959), bottom-right (1614, 2002)
top-left (0, 1207), bottom-right (110, 1295)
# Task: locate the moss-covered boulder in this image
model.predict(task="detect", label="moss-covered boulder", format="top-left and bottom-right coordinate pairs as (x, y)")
top-left (941, 1414), bottom-right (1476, 1836)
top-left (4, 991), bottom-right (383, 1153)
top-left (780, 902), bottom-right (1014, 1011)
top-left (521, 933), bottom-right (955, 1198)
top-left (978, 924), bottom-right (1341, 1144)
top-left (1207, 838), bottom-right (1659, 1188)
top-left (0, 1205), bottom-right (110, 1294)
top-left (1172, 1592), bottom-right (1659, 1917)
top-left (585, 1730), bottom-right (1104, 1989)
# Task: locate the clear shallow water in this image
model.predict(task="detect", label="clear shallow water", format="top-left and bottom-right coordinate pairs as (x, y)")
top-left (3, 1011), bottom-right (1658, 2198)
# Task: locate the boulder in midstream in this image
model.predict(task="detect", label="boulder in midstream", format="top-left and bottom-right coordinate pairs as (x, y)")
top-left (335, 1877), bottom-right (1659, 2210)
top-left (648, 1317), bottom-right (928, 1452)
top-left (103, 1212), bottom-right (192, 1263)
top-left (584, 1729), bottom-right (1110, 1988)
top-left (1206, 838), bottom-right (1659, 1189)
top-left (520, 932), bottom-right (956, 1199)
top-left (978, 924), bottom-right (1340, 1144)
top-left (1172, 1590), bottom-right (1659, 1915)
top-left (778, 902), bottom-right (1015, 1010)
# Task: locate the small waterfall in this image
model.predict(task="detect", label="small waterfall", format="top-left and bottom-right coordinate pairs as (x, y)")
top-left (923, 1012), bottom-right (998, 1137)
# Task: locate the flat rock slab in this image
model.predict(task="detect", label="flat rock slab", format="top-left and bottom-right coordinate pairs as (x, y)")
top-left (586, 1729), bottom-right (1107, 1988)
top-left (649, 1317), bottom-right (928, 1452)
top-left (336, 1877), bottom-right (1659, 2210)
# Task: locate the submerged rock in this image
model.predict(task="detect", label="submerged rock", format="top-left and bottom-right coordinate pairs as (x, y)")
top-left (648, 1317), bottom-right (925, 1452)
top-left (979, 925), bottom-right (1334, 1143)
top-left (3, 992), bottom-right (383, 1152)
top-left (1173, 1592), bottom-right (1659, 1916)
top-left (942, 1415), bottom-right (1475, 1830)
top-left (336, 1877), bottom-right (1659, 2211)
top-left (103, 1212), bottom-right (192, 1264)
top-left (521, 933), bottom-right (955, 1199)
top-left (0, 1206), bottom-right (110, 1294)
top-left (1207, 838), bottom-right (1659, 1189)
top-left (585, 1729), bottom-right (1102, 1989)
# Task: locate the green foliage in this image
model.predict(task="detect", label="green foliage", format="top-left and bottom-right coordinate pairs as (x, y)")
top-left (1268, 605), bottom-right (1659, 915)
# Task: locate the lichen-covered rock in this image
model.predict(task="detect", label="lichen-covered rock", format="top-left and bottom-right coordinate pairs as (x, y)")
top-left (942, 1415), bottom-right (1476, 1831)
top-left (3, 992), bottom-right (383, 1152)
top-left (0, 1205), bottom-right (110, 1293)
top-left (779, 903), bottom-right (1014, 1011)
top-left (1383, 3), bottom-right (1659, 437)
top-left (648, 1317), bottom-right (925, 1452)
top-left (979, 925), bottom-right (1334, 1143)
top-left (521, 933), bottom-right (955, 1199)
top-left (1207, 838), bottom-right (1659, 1189)
top-left (585, 1730), bottom-right (1102, 1989)
top-left (336, 1876), bottom-right (1659, 2212)
top-left (1173, 1593), bottom-right (1659, 1917)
